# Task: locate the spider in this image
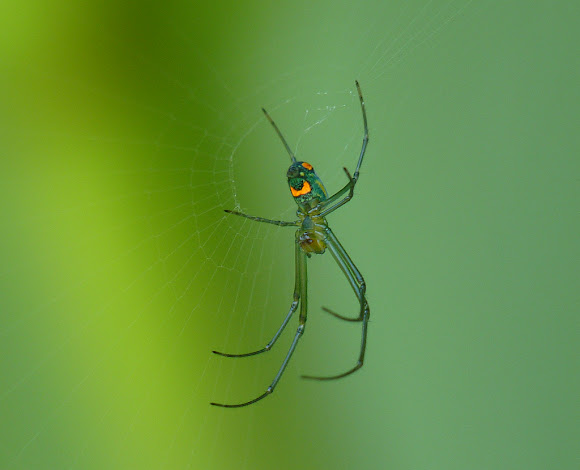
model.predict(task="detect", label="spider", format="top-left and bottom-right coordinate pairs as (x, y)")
top-left (211, 81), bottom-right (370, 408)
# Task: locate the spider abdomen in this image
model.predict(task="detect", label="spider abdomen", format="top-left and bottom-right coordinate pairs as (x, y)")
top-left (297, 229), bottom-right (327, 254)
top-left (297, 214), bottom-right (327, 254)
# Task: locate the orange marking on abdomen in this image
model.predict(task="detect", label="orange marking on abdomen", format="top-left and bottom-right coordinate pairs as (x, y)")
top-left (290, 181), bottom-right (312, 197)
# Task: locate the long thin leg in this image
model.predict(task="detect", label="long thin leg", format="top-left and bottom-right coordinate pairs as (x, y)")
top-left (318, 168), bottom-right (355, 218)
top-left (212, 241), bottom-right (302, 358)
top-left (319, 80), bottom-right (369, 213)
top-left (262, 107), bottom-right (297, 163)
top-left (302, 228), bottom-right (369, 381)
top-left (302, 301), bottom-right (368, 381)
top-left (224, 209), bottom-right (298, 227)
top-left (352, 80), bottom-right (369, 183)
top-left (319, 167), bottom-right (354, 213)
top-left (211, 243), bottom-right (309, 408)
top-left (321, 227), bottom-right (366, 321)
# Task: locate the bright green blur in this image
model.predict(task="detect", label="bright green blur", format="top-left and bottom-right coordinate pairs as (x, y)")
top-left (1, 1), bottom-right (577, 469)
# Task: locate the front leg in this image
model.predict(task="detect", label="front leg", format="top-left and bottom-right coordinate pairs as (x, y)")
top-left (318, 167), bottom-right (355, 217)
top-left (225, 209), bottom-right (299, 227)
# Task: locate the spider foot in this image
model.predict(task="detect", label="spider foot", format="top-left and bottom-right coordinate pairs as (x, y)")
top-left (301, 362), bottom-right (363, 381)
top-left (211, 388), bottom-right (272, 408)
top-left (212, 347), bottom-right (267, 358)
top-left (321, 306), bottom-right (362, 322)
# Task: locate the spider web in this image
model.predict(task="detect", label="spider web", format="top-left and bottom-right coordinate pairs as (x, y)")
top-left (10, 1), bottom-right (577, 469)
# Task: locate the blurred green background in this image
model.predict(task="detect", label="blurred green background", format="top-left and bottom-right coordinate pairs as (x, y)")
top-left (1, 1), bottom-right (577, 469)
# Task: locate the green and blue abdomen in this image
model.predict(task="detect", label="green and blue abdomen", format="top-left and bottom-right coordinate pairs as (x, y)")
top-left (287, 161), bottom-right (328, 206)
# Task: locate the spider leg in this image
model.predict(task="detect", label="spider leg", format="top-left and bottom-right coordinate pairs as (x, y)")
top-left (211, 242), bottom-right (309, 407)
top-left (353, 80), bottom-right (369, 183)
top-left (224, 209), bottom-right (298, 227)
top-left (318, 80), bottom-right (368, 216)
top-left (318, 167), bottom-right (354, 218)
top-left (302, 227), bottom-right (369, 381)
top-left (320, 227), bottom-right (366, 321)
top-left (261, 107), bottom-right (297, 164)
top-left (211, 295), bottom-right (297, 357)
top-left (212, 240), bottom-right (302, 358)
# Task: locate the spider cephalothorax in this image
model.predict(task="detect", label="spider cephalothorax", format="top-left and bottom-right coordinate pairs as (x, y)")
top-left (213, 81), bottom-right (370, 408)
